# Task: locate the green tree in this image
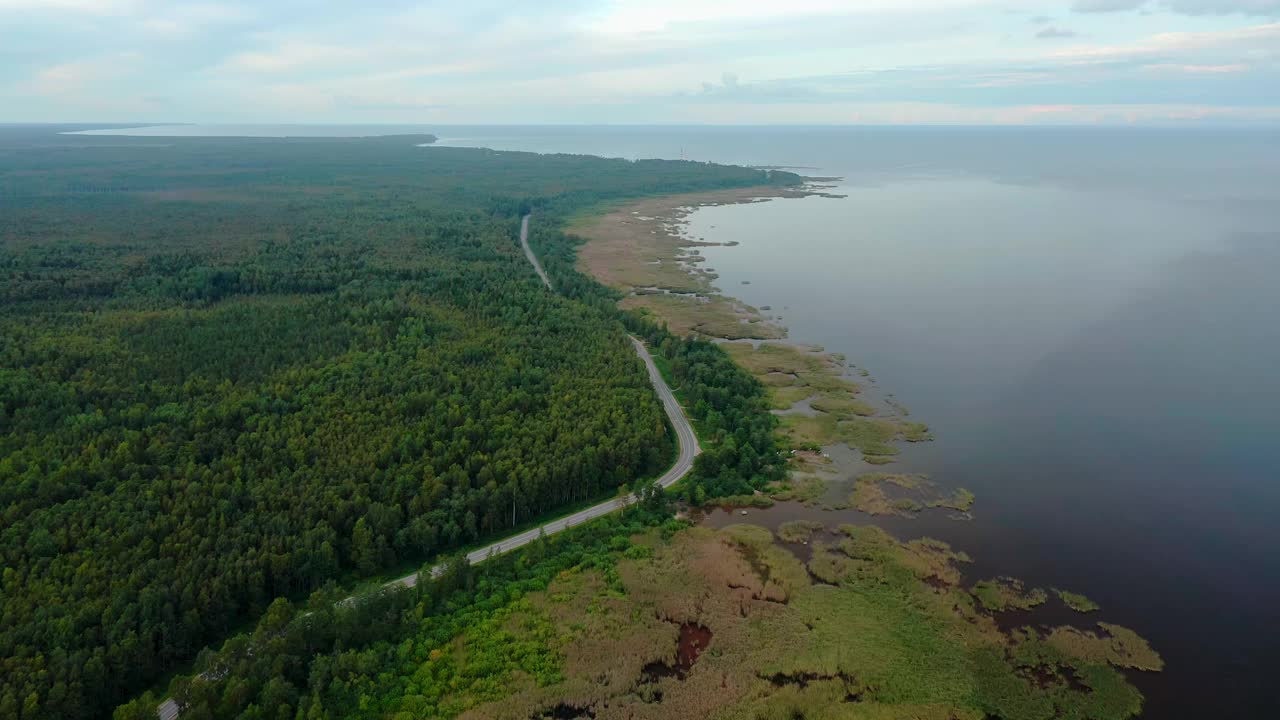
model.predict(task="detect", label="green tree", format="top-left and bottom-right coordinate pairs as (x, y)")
top-left (351, 519), bottom-right (377, 576)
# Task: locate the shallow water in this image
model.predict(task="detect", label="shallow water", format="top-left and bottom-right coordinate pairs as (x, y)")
top-left (81, 124), bottom-right (1280, 717)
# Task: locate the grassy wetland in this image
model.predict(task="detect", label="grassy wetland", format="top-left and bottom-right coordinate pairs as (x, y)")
top-left (404, 522), bottom-right (1156, 720)
top-left (564, 186), bottom-right (1163, 718)
top-left (849, 473), bottom-right (975, 518)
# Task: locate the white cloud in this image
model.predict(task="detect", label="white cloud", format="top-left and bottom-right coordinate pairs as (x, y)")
top-left (1162, 0), bottom-right (1280, 13)
top-left (140, 3), bottom-right (256, 36)
top-left (220, 42), bottom-right (368, 74)
top-left (1073, 0), bottom-right (1145, 11)
top-left (0, 0), bottom-right (141, 13)
top-left (1073, 0), bottom-right (1280, 13)
top-left (586, 0), bottom-right (881, 33)
top-left (21, 52), bottom-right (141, 97)
top-left (2, 0), bottom-right (1278, 124)
top-left (1143, 61), bottom-right (1251, 71)
top-left (1036, 26), bottom-right (1079, 38)
top-left (662, 99), bottom-right (1280, 124)
top-left (1047, 22), bottom-right (1280, 61)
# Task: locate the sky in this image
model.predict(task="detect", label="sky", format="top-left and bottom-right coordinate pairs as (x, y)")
top-left (2, 0), bottom-right (1278, 125)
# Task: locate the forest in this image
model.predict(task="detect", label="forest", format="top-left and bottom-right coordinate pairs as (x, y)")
top-left (0, 127), bottom-right (798, 719)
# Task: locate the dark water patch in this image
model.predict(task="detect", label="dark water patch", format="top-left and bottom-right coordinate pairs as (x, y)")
top-left (806, 570), bottom-right (837, 587)
top-left (676, 623), bottom-right (712, 670)
top-left (536, 702), bottom-right (596, 719)
top-left (989, 598), bottom-right (1093, 636)
top-left (760, 670), bottom-right (864, 702)
top-left (789, 544), bottom-right (817, 564)
top-left (922, 575), bottom-right (950, 590)
top-left (1017, 663), bottom-right (1090, 694)
top-left (642, 622), bottom-right (713, 682)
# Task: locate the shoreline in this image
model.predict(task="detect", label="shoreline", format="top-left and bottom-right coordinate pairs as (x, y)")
top-left (569, 182), bottom-right (929, 475)
top-left (568, 182), bottom-right (1166, 717)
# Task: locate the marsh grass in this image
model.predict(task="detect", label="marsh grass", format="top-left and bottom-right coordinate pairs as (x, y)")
top-left (768, 475), bottom-right (829, 505)
top-left (1045, 624), bottom-right (1165, 671)
top-left (970, 577), bottom-right (1049, 612)
top-left (713, 494), bottom-right (775, 509)
top-left (721, 342), bottom-right (931, 461)
top-left (571, 191), bottom-right (790, 342)
top-left (810, 395), bottom-right (878, 417)
top-left (931, 487), bottom-right (976, 512)
top-left (838, 417), bottom-right (908, 456)
top-left (1055, 589), bottom-right (1101, 613)
top-left (901, 421), bottom-right (933, 442)
top-left (777, 520), bottom-right (825, 543)
top-left (850, 473), bottom-right (922, 516)
top-left (767, 385), bottom-right (817, 410)
top-left (848, 473), bottom-right (973, 519)
top-left (620, 293), bottom-right (785, 340)
top-left (395, 522), bottom-right (1158, 720)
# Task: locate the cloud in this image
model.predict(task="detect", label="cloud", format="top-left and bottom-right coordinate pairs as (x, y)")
top-left (1036, 26), bottom-right (1079, 38)
top-left (1046, 22), bottom-right (1280, 61)
top-left (0, 0), bottom-right (140, 13)
top-left (139, 3), bottom-right (256, 37)
top-left (664, 99), bottom-right (1280, 125)
top-left (1072, 0), bottom-right (1145, 11)
top-left (1143, 62), bottom-right (1251, 71)
top-left (220, 42), bottom-right (368, 74)
top-left (2, 0), bottom-right (1279, 124)
top-left (1073, 0), bottom-right (1280, 13)
top-left (1162, 0), bottom-right (1280, 13)
top-left (21, 52), bottom-right (141, 97)
top-left (657, 19), bottom-right (1280, 112)
top-left (583, 0), bottom-right (922, 34)
top-left (337, 97), bottom-right (451, 112)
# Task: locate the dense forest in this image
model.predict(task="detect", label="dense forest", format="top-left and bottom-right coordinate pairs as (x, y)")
top-left (0, 126), bottom-right (798, 719)
top-left (111, 502), bottom-right (681, 720)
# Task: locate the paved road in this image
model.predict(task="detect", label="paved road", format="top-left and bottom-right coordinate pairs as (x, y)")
top-left (393, 214), bottom-right (698, 587)
top-left (158, 214), bottom-right (699, 719)
top-left (393, 336), bottom-right (700, 588)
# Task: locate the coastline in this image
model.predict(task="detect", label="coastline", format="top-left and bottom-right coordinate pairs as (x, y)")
top-left (568, 183), bottom-right (929, 479)
top-left (566, 183), bottom-right (1166, 718)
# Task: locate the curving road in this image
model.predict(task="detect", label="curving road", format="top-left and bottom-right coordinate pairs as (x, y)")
top-left (393, 213), bottom-right (698, 586)
top-left (393, 335), bottom-right (699, 588)
top-left (518, 213), bottom-right (552, 290)
top-left (158, 214), bottom-right (699, 719)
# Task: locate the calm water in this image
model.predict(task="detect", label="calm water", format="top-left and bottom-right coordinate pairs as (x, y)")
top-left (438, 126), bottom-right (1280, 718)
top-left (81, 124), bottom-right (1280, 717)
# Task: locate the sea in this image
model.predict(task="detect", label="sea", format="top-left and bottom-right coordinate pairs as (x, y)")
top-left (74, 124), bottom-right (1280, 718)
